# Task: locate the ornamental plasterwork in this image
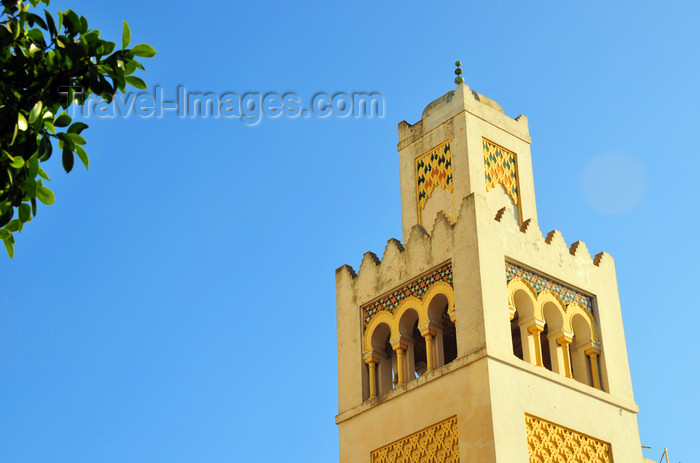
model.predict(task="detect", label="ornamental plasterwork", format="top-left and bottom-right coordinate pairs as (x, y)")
top-left (371, 416), bottom-right (459, 463)
top-left (526, 414), bottom-right (612, 463)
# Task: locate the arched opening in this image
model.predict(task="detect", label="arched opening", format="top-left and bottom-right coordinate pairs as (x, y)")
top-left (397, 308), bottom-right (420, 382)
top-left (412, 321), bottom-right (427, 378)
top-left (510, 312), bottom-right (523, 360)
top-left (540, 323), bottom-right (552, 371)
top-left (369, 322), bottom-right (395, 395)
top-left (441, 305), bottom-right (457, 365)
top-left (541, 301), bottom-right (564, 373)
top-left (511, 288), bottom-right (536, 364)
top-left (571, 314), bottom-right (594, 387)
top-left (427, 292), bottom-right (458, 368)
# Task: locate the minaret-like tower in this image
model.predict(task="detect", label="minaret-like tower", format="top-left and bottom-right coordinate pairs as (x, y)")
top-left (335, 64), bottom-right (644, 462)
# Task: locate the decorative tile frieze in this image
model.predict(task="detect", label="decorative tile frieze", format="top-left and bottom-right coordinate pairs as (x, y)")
top-left (416, 140), bottom-right (454, 212)
top-left (506, 261), bottom-right (595, 315)
top-left (483, 138), bottom-right (519, 206)
top-left (363, 263), bottom-right (453, 329)
top-left (526, 414), bottom-right (612, 463)
top-left (371, 416), bottom-right (459, 463)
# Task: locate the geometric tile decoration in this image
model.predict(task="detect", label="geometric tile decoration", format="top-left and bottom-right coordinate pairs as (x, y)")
top-left (416, 139), bottom-right (453, 212)
top-left (363, 263), bottom-right (453, 330)
top-left (483, 138), bottom-right (519, 206)
top-left (525, 414), bottom-right (612, 463)
top-left (371, 416), bottom-right (460, 463)
top-left (506, 261), bottom-right (595, 315)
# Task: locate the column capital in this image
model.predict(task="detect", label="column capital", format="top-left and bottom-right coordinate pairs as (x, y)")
top-left (550, 329), bottom-right (574, 345)
top-left (390, 336), bottom-right (409, 352)
top-left (419, 322), bottom-right (440, 337)
top-left (526, 319), bottom-right (546, 335)
top-left (363, 351), bottom-right (381, 365)
top-left (581, 341), bottom-right (601, 355)
top-left (585, 346), bottom-right (601, 357)
top-left (448, 310), bottom-right (456, 324)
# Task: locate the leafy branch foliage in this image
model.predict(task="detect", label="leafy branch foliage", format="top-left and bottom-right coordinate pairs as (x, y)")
top-left (0, 0), bottom-right (155, 257)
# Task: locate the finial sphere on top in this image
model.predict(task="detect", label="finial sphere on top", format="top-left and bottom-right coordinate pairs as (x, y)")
top-left (454, 60), bottom-right (464, 85)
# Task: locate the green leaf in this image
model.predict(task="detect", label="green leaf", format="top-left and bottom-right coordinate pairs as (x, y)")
top-left (17, 113), bottom-right (28, 131)
top-left (58, 132), bottom-right (75, 150)
top-left (28, 157), bottom-right (39, 178)
top-left (28, 101), bottom-right (43, 123)
top-left (62, 146), bottom-right (74, 173)
top-left (6, 219), bottom-right (21, 233)
top-left (130, 44), bottom-right (157, 58)
top-left (37, 186), bottom-right (55, 205)
top-left (19, 204), bottom-right (31, 222)
top-left (0, 229), bottom-right (10, 240)
top-left (38, 137), bottom-right (52, 161)
top-left (44, 10), bottom-right (56, 35)
top-left (67, 133), bottom-right (86, 145)
top-left (54, 113), bottom-right (71, 127)
top-left (38, 168), bottom-right (50, 181)
top-left (3, 238), bottom-right (14, 258)
top-left (125, 75), bottom-right (147, 89)
top-left (67, 122), bottom-right (88, 134)
top-left (122, 21), bottom-right (130, 49)
top-left (10, 157), bottom-right (25, 168)
top-left (75, 146), bottom-right (89, 170)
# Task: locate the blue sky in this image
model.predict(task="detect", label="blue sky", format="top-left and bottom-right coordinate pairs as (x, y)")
top-left (2, 1), bottom-right (698, 462)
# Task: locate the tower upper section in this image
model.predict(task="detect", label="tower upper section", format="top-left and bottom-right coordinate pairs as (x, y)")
top-left (397, 83), bottom-right (537, 241)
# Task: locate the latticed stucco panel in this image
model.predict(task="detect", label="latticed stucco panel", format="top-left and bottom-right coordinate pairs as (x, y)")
top-left (526, 414), bottom-right (612, 463)
top-left (371, 416), bottom-right (459, 463)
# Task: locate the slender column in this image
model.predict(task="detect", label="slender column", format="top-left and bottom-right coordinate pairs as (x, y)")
top-left (557, 335), bottom-right (574, 378)
top-left (392, 342), bottom-right (407, 385)
top-left (364, 354), bottom-right (380, 399)
top-left (527, 322), bottom-right (545, 367)
top-left (420, 327), bottom-right (437, 372)
top-left (585, 346), bottom-right (602, 390)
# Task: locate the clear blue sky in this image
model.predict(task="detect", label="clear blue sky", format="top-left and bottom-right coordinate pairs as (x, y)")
top-left (2, 1), bottom-right (698, 462)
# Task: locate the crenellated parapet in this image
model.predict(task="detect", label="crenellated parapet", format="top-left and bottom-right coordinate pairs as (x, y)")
top-left (336, 211), bottom-right (458, 316)
top-left (338, 190), bottom-right (616, 318)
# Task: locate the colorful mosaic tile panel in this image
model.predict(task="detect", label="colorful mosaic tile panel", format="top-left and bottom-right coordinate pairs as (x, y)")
top-left (506, 262), bottom-right (594, 314)
top-left (363, 263), bottom-right (453, 330)
top-left (483, 138), bottom-right (519, 205)
top-left (416, 140), bottom-right (454, 212)
top-left (526, 414), bottom-right (612, 463)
